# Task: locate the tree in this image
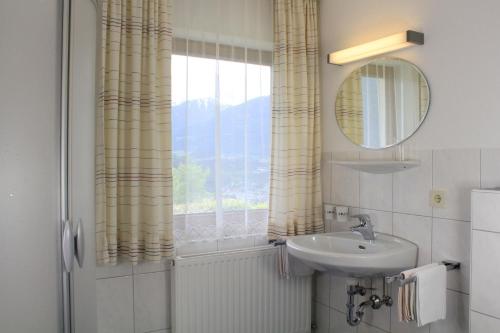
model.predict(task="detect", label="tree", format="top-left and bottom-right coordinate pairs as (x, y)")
top-left (172, 160), bottom-right (210, 206)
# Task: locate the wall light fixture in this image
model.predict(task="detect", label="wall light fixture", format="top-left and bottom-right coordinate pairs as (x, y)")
top-left (328, 30), bottom-right (424, 65)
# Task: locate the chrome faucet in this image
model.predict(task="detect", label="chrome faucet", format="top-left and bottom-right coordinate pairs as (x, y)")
top-left (350, 214), bottom-right (375, 241)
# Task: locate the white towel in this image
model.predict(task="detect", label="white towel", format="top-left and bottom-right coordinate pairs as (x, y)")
top-left (276, 241), bottom-right (290, 279)
top-left (276, 240), bottom-right (314, 278)
top-left (415, 264), bottom-right (447, 327)
top-left (398, 263), bottom-right (438, 322)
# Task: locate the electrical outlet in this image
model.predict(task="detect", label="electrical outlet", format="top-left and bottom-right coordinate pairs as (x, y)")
top-left (335, 206), bottom-right (349, 222)
top-left (324, 204), bottom-right (335, 220)
top-left (430, 190), bottom-right (447, 208)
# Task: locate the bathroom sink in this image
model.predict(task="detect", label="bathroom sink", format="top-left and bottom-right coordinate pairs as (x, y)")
top-left (286, 232), bottom-right (417, 277)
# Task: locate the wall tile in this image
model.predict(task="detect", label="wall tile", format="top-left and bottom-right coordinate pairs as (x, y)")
top-left (480, 148), bottom-right (500, 188)
top-left (332, 151), bottom-right (360, 207)
top-left (133, 259), bottom-right (171, 275)
top-left (429, 290), bottom-right (469, 333)
top-left (360, 172), bottom-right (393, 211)
top-left (391, 315), bottom-right (430, 333)
top-left (393, 213), bottom-right (432, 267)
top-left (330, 275), bottom-right (349, 312)
top-left (330, 308), bottom-right (356, 333)
top-left (324, 217), bottom-right (333, 233)
top-left (358, 323), bottom-right (387, 333)
top-left (471, 189), bottom-right (500, 232)
top-left (432, 149), bottom-right (480, 221)
top-left (314, 302), bottom-right (330, 333)
top-left (313, 148), bottom-right (487, 332)
top-left (315, 272), bottom-right (331, 307)
top-left (432, 218), bottom-right (470, 293)
top-left (360, 150), bottom-right (396, 161)
top-left (359, 148), bottom-right (395, 211)
top-left (96, 276), bottom-right (134, 333)
top-left (96, 259), bottom-right (133, 279)
top-left (322, 152), bottom-right (333, 203)
top-left (393, 150), bottom-right (433, 217)
top-left (362, 278), bottom-right (391, 332)
top-left (470, 310), bottom-right (500, 332)
top-left (359, 209), bottom-right (393, 235)
top-left (134, 271), bottom-right (170, 333)
top-left (470, 230), bottom-right (500, 318)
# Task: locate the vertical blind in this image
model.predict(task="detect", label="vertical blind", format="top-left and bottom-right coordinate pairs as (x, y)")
top-left (171, 0), bottom-right (273, 244)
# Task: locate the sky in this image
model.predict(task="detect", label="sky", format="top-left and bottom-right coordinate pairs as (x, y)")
top-left (171, 55), bottom-right (271, 107)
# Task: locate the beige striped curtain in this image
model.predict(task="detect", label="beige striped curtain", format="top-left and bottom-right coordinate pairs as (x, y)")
top-left (268, 0), bottom-right (323, 239)
top-left (96, 0), bottom-right (174, 264)
top-left (335, 68), bottom-right (364, 145)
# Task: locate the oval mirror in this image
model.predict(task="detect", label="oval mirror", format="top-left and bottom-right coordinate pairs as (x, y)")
top-left (335, 58), bottom-right (430, 149)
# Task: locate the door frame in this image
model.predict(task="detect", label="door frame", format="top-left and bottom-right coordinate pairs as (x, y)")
top-left (60, 0), bottom-right (99, 332)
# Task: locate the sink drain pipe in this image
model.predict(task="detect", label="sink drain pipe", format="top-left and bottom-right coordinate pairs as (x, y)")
top-left (346, 285), bottom-right (365, 326)
top-left (346, 282), bottom-right (393, 327)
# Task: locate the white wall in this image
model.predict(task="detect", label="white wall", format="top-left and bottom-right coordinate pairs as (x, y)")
top-left (0, 0), bottom-right (62, 332)
top-left (320, 0), bottom-right (500, 152)
top-left (316, 1), bottom-right (500, 332)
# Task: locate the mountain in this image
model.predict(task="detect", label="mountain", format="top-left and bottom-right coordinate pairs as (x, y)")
top-left (172, 96), bottom-right (271, 163)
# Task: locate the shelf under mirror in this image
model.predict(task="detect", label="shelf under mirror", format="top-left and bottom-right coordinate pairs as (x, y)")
top-left (330, 160), bottom-right (420, 174)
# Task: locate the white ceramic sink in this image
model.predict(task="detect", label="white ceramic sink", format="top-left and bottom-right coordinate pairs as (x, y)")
top-left (286, 232), bottom-right (417, 277)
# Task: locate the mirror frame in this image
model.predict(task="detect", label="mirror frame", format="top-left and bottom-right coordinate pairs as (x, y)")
top-left (335, 57), bottom-right (431, 150)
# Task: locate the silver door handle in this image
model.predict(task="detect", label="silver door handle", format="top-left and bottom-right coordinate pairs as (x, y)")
top-left (74, 218), bottom-right (84, 268)
top-left (62, 220), bottom-right (74, 272)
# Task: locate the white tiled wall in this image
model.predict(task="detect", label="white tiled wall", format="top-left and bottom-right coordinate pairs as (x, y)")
top-left (96, 260), bottom-right (172, 333)
top-left (315, 147), bottom-right (496, 333)
top-left (95, 236), bottom-right (268, 333)
top-left (470, 189), bottom-right (500, 331)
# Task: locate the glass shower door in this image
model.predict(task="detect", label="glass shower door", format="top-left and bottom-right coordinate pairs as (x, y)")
top-left (66, 0), bottom-right (99, 332)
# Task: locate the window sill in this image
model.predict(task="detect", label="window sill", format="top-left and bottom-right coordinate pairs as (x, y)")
top-left (175, 234), bottom-right (269, 257)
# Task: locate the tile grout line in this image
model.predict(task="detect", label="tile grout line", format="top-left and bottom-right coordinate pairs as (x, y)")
top-left (391, 165), bottom-right (394, 236)
top-left (357, 151), bottom-right (360, 211)
top-left (329, 151), bottom-right (333, 204)
top-left (132, 269), bottom-right (136, 333)
top-left (96, 273), bottom-right (133, 280)
top-left (471, 227), bottom-right (500, 235)
top-left (430, 149), bottom-right (436, 273)
top-left (479, 148), bottom-right (482, 188)
top-left (431, 149), bottom-right (435, 219)
top-left (471, 309), bottom-right (500, 322)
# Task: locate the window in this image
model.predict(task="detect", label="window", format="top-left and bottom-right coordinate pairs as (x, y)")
top-left (361, 61), bottom-right (427, 147)
top-left (171, 38), bottom-right (272, 243)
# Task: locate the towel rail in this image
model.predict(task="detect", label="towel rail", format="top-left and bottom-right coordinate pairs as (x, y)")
top-left (385, 260), bottom-right (460, 285)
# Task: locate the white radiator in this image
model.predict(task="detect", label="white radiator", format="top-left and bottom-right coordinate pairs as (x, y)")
top-left (172, 246), bottom-right (312, 333)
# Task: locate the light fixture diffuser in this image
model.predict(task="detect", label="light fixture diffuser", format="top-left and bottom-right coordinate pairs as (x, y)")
top-left (328, 30), bottom-right (424, 65)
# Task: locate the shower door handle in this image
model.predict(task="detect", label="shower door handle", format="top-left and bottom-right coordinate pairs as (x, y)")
top-left (74, 218), bottom-right (84, 268)
top-left (62, 219), bottom-right (74, 272)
